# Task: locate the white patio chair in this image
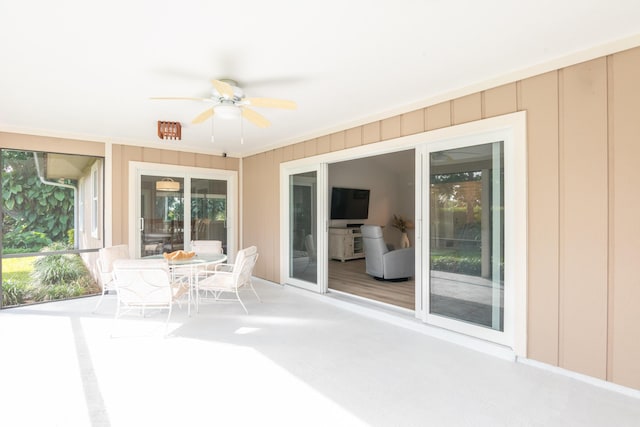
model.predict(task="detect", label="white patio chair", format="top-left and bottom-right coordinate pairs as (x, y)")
top-left (190, 239), bottom-right (224, 280)
top-left (191, 240), bottom-right (223, 255)
top-left (111, 259), bottom-right (174, 335)
top-left (197, 246), bottom-right (260, 314)
top-left (93, 244), bottom-right (129, 313)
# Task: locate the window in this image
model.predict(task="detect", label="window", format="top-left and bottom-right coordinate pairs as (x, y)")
top-left (1, 150), bottom-right (104, 308)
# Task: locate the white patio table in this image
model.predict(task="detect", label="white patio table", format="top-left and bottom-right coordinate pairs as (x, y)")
top-left (144, 253), bottom-right (227, 315)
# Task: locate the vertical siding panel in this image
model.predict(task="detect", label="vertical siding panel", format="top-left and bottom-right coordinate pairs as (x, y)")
top-left (259, 152), bottom-right (271, 279)
top-left (559, 58), bottom-right (608, 380)
top-left (317, 135), bottom-right (331, 154)
top-left (345, 127), bottom-right (363, 148)
top-left (241, 155), bottom-right (252, 249)
top-left (121, 145), bottom-right (141, 247)
top-left (142, 148), bottom-right (163, 164)
top-left (195, 153), bottom-right (211, 168)
top-left (484, 83), bottom-right (517, 118)
top-left (304, 139), bottom-right (318, 157)
top-left (452, 93), bottom-right (482, 125)
top-left (211, 155), bottom-right (225, 170)
top-left (293, 142), bottom-right (305, 159)
top-left (159, 150), bottom-right (178, 165)
top-left (401, 109), bottom-right (425, 136)
top-left (178, 151), bottom-right (196, 166)
top-left (242, 155), bottom-right (260, 272)
top-left (381, 116), bottom-right (401, 140)
top-left (609, 47), bottom-right (640, 390)
top-left (123, 145), bottom-right (143, 162)
top-left (330, 131), bottom-right (346, 152)
top-left (272, 149), bottom-right (284, 283)
top-left (262, 150), bottom-right (276, 280)
top-left (519, 72), bottom-right (560, 365)
top-left (111, 144), bottom-right (125, 245)
top-left (426, 101), bottom-right (451, 130)
top-left (253, 153), bottom-right (267, 278)
top-left (226, 156), bottom-right (240, 171)
top-left (281, 145), bottom-right (294, 161)
top-left (363, 121), bottom-right (381, 144)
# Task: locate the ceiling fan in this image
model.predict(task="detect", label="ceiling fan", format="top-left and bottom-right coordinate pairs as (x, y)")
top-left (151, 79), bottom-right (296, 128)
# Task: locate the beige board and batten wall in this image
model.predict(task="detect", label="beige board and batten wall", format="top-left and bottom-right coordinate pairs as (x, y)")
top-left (241, 46), bottom-right (640, 391)
top-left (110, 144), bottom-right (239, 247)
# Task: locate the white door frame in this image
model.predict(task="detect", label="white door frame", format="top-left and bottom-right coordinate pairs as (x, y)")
top-left (279, 112), bottom-right (527, 356)
top-left (417, 123), bottom-right (526, 352)
top-left (280, 162), bottom-right (328, 292)
top-left (128, 161), bottom-right (238, 260)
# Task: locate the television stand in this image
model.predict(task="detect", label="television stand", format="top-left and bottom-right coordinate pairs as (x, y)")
top-left (346, 223), bottom-right (363, 228)
top-left (329, 227), bottom-right (365, 262)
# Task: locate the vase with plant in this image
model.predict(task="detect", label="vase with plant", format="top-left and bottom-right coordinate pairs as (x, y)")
top-left (392, 214), bottom-right (414, 248)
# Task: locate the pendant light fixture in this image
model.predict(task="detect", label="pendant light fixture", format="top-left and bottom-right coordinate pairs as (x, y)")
top-left (156, 178), bottom-right (180, 192)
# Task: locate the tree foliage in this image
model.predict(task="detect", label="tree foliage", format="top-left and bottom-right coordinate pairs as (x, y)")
top-left (2, 150), bottom-right (75, 245)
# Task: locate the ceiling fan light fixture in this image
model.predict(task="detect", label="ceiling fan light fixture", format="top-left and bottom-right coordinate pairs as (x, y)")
top-left (215, 104), bottom-right (241, 119)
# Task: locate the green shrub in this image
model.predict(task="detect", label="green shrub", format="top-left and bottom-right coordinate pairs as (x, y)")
top-left (431, 255), bottom-right (482, 276)
top-left (32, 251), bottom-right (84, 286)
top-left (1, 279), bottom-right (33, 307)
top-left (32, 282), bottom-right (85, 301)
top-left (2, 226), bottom-right (52, 253)
top-left (29, 242), bottom-right (99, 302)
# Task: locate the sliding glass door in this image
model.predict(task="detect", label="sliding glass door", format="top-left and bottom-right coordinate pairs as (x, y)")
top-left (140, 174), bottom-right (184, 256)
top-left (131, 163), bottom-right (236, 260)
top-left (420, 130), bottom-right (521, 348)
top-left (428, 142), bottom-right (503, 329)
top-left (282, 164), bottom-right (327, 292)
top-left (279, 114), bottom-right (526, 352)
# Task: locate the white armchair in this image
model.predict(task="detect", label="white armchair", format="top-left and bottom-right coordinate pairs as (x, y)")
top-left (360, 225), bottom-right (414, 281)
top-left (94, 244), bottom-right (129, 313)
top-left (111, 258), bottom-right (174, 335)
top-left (196, 246), bottom-right (260, 313)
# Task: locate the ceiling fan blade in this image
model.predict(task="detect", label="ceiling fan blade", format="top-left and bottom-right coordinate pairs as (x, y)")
top-left (242, 108), bottom-right (271, 128)
top-left (192, 107), bottom-right (215, 124)
top-left (246, 97), bottom-right (297, 110)
top-left (150, 97), bottom-right (209, 101)
top-left (211, 79), bottom-right (235, 98)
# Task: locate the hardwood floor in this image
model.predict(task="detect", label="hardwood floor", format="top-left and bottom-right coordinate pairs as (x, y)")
top-left (328, 259), bottom-right (415, 310)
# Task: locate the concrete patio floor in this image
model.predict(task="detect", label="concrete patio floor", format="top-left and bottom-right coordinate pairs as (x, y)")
top-left (1, 279), bottom-right (639, 426)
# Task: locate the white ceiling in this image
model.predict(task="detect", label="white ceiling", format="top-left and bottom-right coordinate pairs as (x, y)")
top-left (2, 1), bottom-right (640, 158)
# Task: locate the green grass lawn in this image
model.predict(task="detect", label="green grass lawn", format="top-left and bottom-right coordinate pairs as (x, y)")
top-left (2, 256), bottom-right (35, 284)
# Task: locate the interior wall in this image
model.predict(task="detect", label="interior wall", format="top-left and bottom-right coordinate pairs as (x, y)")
top-left (329, 154), bottom-right (415, 247)
top-left (242, 46), bottom-right (640, 391)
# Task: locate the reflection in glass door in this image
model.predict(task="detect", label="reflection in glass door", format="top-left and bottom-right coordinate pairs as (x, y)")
top-left (190, 178), bottom-right (227, 253)
top-left (429, 142), bottom-right (504, 331)
top-left (140, 175), bottom-right (185, 256)
top-left (289, 171), bottom-right (317, 284)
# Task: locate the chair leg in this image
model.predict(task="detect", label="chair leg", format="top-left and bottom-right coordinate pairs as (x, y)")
top-left (249, 281), bottom-right (261, 303)
top-left (93, 288), bottom-right (107, 313)
top-left (164, 305), bottom-right (173, 337)
top-left (236, 289), bottom-right (248, 314)
top-left (110, 303), bottom-right (121, 338)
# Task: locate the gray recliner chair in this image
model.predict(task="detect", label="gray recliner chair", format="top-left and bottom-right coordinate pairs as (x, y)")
top-left (360, 225), bottom-right (414, 281)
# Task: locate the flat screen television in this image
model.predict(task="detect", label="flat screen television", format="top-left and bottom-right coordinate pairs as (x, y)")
top-left (330, 187), bottom-right (370, 220)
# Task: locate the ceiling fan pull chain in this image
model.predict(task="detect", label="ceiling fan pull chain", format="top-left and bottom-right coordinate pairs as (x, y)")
top-left (211, 116), bottom-right (215, 144)
top-left (240, 114), bottom-right (244, 144)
